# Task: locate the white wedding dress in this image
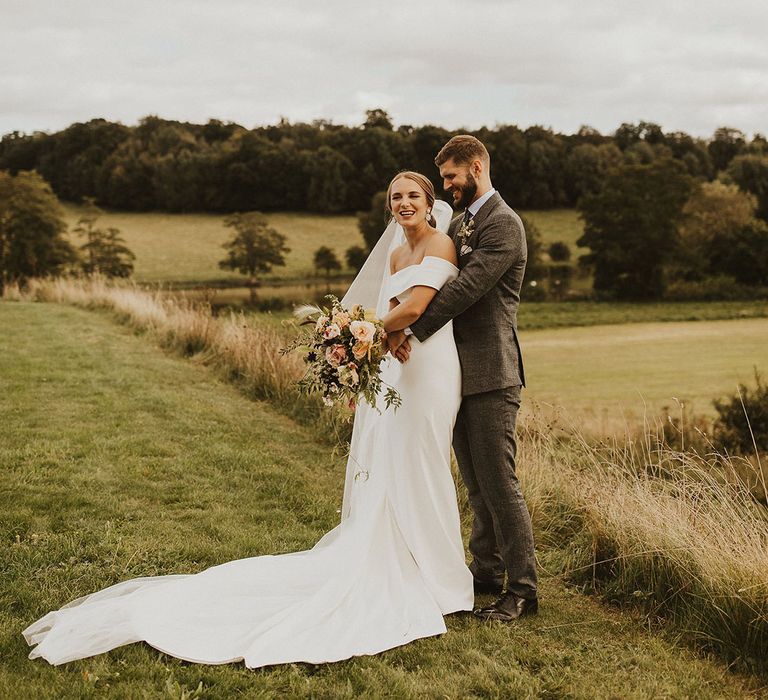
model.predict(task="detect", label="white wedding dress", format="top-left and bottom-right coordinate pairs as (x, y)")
top-left (23, 254), bottom-right (474, 668)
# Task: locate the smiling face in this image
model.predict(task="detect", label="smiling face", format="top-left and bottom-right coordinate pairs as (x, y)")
top-left (439, 157), bottom-right (479, 210)
top-left (388, 176), bottom-right (431, 228)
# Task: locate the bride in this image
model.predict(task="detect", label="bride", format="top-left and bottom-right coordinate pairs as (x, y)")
top-left (23, 171), bottom-right (473, 668)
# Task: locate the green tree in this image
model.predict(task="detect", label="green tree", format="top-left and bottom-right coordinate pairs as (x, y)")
top-left (345, 245), bottom-right (368, 272)
top-left (306, 146), bottom-right (353, 213)
top-left (708, 127), bottom-right (746, 172)
top-left (357, 191), bottom-right (389, 252)
top-left (727, 154), bottom-right (768, 221)
top-left (675, 182), bottom-right (757, 280)
top-left (35, 119), bottom-right (130, 202)
top-left (708, 219), bottom-right (768, 286)
top-left (564, 143), bottom-right (623, 201)
top-left (578, 159), bottom-right (693, 299)
top-left (614, 121), bottom-right (666, 150)
top-left (547, 241), bottom-right (571, 262)
top-left (313, 245), bottom-right (341, 280)
top-left (0, 170), bottom-right (76, 293)
top-left (219, 212), bottom-right (289, 303)
top-left (364, 109), bottom-right (394, 131)
top-left (525, 130), bottom-right (567, 207)
top-left (485, 125), bottom-right (528, 206)
top-left (73, 197), bottom-right (135, 277)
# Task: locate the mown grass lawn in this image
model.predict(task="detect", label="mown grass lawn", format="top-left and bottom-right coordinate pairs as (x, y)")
top-left (0, 302), bottom-right (760, 699)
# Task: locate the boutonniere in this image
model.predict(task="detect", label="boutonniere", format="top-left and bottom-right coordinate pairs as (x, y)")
top-left (458, 218), bottom-right (475, 245)
top-left (458, 218), bottom-right (475, 256)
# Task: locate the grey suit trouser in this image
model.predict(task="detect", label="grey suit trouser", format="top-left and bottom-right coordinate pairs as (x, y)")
top-left (453, 385), bottom-right (538, 599)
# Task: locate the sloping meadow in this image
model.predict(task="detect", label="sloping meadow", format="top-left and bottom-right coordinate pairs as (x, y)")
top-left (5, 277), bottom-right (768, 674)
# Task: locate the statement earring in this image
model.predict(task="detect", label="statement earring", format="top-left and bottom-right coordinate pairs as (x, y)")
top-left (426, 209), bottom-right (433, 223)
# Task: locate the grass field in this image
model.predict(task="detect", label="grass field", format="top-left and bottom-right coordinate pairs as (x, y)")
top-left (1, 301), bottom-right (760, 699)
top-left (517, 299), bottom-right (768, 330)
top-left (62, 204), bottom-right (584, 285)
top-left (239, 299), bottom-right (768, 334)
top-left (241, 304), bottom-right (768, 428)
top-left (520, 208), bottom-right (586, 254)
top-left (62, 204), bottom-right (364, 284)
top-left (521, 317), bottom-right (767, 425)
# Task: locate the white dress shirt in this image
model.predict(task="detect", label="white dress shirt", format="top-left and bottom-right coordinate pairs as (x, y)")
top-left (467, 187), bottom-right (496, 218)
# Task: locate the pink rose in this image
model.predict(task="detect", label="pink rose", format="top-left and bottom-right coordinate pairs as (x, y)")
top-left (332, 311), bottom-right (351, 329)
top-left (325, 343), bottom-right (347, 367)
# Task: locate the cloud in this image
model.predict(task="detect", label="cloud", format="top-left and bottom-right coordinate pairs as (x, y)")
top-left (1, 0), bottom-right (766, 137)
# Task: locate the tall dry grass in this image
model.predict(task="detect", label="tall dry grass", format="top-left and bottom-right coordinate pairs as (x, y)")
top-left (521, 411), bottom-right (768, 671)
top-left (4, 277), bottom-right (768, 672)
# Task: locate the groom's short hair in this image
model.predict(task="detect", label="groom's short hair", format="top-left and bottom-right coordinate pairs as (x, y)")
top-left (435, 135), bottom-right (490, 168)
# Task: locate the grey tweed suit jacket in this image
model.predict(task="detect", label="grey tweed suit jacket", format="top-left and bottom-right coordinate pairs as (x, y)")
top-left (409, 192), bottom-right (527, 396)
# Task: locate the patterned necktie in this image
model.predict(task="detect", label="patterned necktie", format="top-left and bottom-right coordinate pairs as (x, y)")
top-left (462, 209), bottom-right (471, 225)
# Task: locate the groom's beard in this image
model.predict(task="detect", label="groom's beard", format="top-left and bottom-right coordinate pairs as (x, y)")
top-left (453, 172), bottom-right (478, 210)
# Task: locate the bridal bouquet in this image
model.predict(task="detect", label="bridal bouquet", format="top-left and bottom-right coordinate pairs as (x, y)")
top-left (283, 296), bottom-right (401, 411)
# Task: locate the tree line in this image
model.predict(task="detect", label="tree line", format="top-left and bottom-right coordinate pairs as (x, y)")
top-left (1, 110), bottom-right (766, 215)
top-left (3, 110), bottom-right (768, 301)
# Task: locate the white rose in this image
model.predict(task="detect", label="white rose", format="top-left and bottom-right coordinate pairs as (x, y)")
top-left (349, 320), bottom-right (376, 344)
top-left (338, 363), bottom-right (359, 388)
top-left (322, 323), bottom-right (341, 340)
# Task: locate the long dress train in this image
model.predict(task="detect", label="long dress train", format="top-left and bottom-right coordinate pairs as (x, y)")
top-left (23, 257), bottom-right (472, 667)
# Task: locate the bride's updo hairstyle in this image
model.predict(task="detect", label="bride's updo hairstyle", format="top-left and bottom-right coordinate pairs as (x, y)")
top-left (385, 171), bottom-right (437, 227)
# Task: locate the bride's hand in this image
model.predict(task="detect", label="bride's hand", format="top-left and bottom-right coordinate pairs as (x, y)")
top-left (386, 330), bottom-right (411, 362)
top-left (394, 338), bottom-right (410, 363)
top-left (385, 329), bottom-right (402, 354)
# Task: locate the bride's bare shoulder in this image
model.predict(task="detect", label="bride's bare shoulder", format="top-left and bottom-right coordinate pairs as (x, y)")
top-left (425, 232), bottom-right (457, 266)
top-left (390, 244), bottom-right (407, 273)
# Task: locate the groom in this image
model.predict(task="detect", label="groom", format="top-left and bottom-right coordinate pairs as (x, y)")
top-left (391, 135), bottom-right (538, 620)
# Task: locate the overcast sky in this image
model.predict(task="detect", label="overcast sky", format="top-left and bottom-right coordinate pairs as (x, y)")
top-left (2, 0), bottom-right (767, 138)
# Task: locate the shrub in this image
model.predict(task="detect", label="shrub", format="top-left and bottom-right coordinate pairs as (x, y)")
top-left (255, 297), bottom-right (290, 313)
top-left (345, 245), bottom-right (368, 272)
top-left (714, 369), bottom-right (768, 456)
top-left (547, 241), bottom-right (571, 262)
top-left (664, 275), bottom-right (768, 301)
top-left (521, 279), bottom-right (547, 301)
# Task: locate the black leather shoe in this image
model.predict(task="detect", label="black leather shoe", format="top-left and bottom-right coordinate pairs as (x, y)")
top-left (473, 591), bottom-right (539, 621)
top-left (473, 579), bottom-right (504, 596)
